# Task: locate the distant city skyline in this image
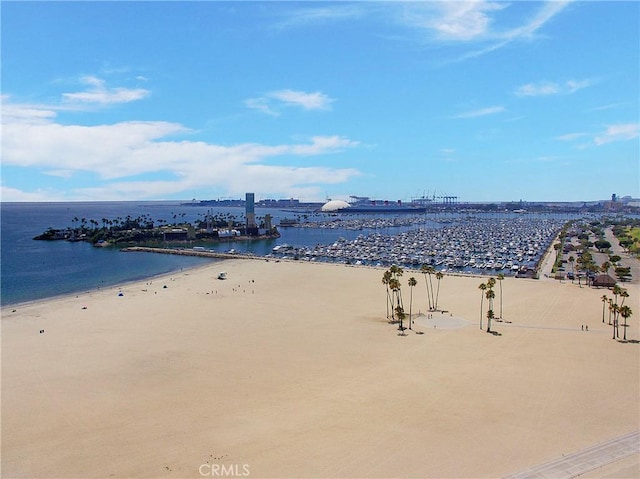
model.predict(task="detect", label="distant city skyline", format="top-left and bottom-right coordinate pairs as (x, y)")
top-left (2, 1), bottom-right (638, 203)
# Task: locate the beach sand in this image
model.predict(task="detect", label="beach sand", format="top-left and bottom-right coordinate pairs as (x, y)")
top-left (2, 259), bottom-right (638, 478)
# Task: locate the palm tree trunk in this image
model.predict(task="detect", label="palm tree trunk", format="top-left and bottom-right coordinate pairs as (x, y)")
top-left (428, 275), bottom-right (435, 310)
top-left (435, 280), bottom-right (441, 311)
top-left (479, 296), bottom-right (484, 330)
top-left (424, 277), bottom-right (432, 311)
top-left (408, 288), bottom-right (413, 330)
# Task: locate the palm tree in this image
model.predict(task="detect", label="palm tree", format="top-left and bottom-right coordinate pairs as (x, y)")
top-left (608, 298), bottom-right (614, 325)
top-left (497, 273), bottom-right (505, 319)
top-left (486, 309), bottom-right (495, 333)
top-left (619, 289), bottom-right (629, 308)
top-left (611, 303), bottom-right (620, 339)
top-left (420, 264), bottom-right (433, 311)
top-left (478, 283), bottom-right (487, 330)
top-left (395, 305), bottom-right (406, 335)
top-left (601, 261), bottom-right (611, 275)
top-left (408, 277), bottom-right (417, 330)
top-left (434, 272), bottom-right (443, 311)
top-left (619, 305), bottom-right (633, 341)
top-left (382, 271), bottom-right (392, 320)
top-left (485, 289), bottom-right (495, 333)
top-left (389, 278), bottom-right (402, 323)
top-left (601, 295), bottom-right (608, 323)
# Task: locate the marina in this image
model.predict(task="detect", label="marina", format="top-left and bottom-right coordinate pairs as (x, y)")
top-left (268, 215), bottom-right (564, 276)
top-left (123, 214), bottom-right (569, 278)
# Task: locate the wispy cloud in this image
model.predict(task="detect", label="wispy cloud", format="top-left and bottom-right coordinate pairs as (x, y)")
top-left (404, 1), bottom-right (572, 62)
top-left (594, 123), bottom-right (639, 146)
top-left (246, 89), bottom-right (335, 115)
top-left (62, 76), bottom-right (150, 105)
top-left (515, 78), bottom-right (595, 97)
top-left (453, 105), bottom-right (505, 119)
top-left (272, 4), bottom-right (365, 29)
top-left (405, 2), bottom-right (508, 42)
top-left (555, 132), bottom-right (588, 141)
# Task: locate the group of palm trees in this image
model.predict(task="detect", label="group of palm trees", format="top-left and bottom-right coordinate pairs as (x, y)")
top-left (478, 273), bottom-right (504, 333)
top-left (419, 264), bottom-right (444, 313)
top-left (600, 285), bottom-right (633, 341)
top-left (381, 264), bottom-right (445, 335)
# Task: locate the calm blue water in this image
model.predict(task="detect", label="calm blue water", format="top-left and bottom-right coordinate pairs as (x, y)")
top-left (0, 201), bottom-right (408, 306)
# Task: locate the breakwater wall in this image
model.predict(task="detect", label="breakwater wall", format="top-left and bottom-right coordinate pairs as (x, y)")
top-left (121, 246), bottom-right (260, 261)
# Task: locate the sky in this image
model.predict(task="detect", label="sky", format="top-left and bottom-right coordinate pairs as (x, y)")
top-left (1, 1), bottom-right (639, 203)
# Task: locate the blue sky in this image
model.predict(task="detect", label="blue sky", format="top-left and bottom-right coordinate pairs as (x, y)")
top-left (2, 1), bottom-right (638, 203)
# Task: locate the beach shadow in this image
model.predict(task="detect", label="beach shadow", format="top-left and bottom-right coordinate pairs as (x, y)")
top-left (487, 330), bottom-right (502, 336)
top-left (617, 339), bottom-right (639, 344)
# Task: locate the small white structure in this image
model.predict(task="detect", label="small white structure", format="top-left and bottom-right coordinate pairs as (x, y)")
top-left (217, 272), bottom-right (227, 280)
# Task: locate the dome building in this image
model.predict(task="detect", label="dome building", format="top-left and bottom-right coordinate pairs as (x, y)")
top-left (321, 200), bottom-right (350, 212)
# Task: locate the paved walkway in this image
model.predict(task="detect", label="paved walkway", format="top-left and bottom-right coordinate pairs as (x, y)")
top-left (504, 430), bottom-right (639, 478)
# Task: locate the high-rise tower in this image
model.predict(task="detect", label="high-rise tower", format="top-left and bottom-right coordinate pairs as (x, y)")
top-left (246, 193), bottom-right (257, 229)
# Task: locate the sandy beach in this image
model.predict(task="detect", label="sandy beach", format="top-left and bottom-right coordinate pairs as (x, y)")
top-left (2, 258), bottom-right (639, 478)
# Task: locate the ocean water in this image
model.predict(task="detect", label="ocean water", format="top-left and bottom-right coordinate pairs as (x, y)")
top-left (0, 201), bottom-right (405, 306)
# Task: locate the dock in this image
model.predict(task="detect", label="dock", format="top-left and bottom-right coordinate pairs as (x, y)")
top-left (121, 246), bottom-right (260, 261)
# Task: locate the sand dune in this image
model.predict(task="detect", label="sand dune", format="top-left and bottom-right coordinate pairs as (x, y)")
top-left (2, 259), bottom-right (638, 478)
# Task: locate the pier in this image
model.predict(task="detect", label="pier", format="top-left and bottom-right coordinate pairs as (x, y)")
top-left (121, 246), bottom-right (260, 261)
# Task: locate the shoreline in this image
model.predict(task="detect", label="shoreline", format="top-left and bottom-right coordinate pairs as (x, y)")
top-left (0, 258), bottom-right (221, 311)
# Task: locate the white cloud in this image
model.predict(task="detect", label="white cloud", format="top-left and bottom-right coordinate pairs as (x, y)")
top-left (415, 1), bottom-right (507, 42)
top-left (246, 89), bottom-right (335, 115)
top-left (515, 82), bottom-right (559, 97)
top-left (515, 78), bottom-right (595, 97)
top-left (244, 97), bottom-right (279, 116)
top-left (555, 132), bottom-right (588, 141)
top-left (273, 4), bottom-right (365, 29)
top-left (269, 90), bottom-right (334, 110)
top-left (62, 75), bottom-right (150, 105)
top-left (1, 98), bottom-right (361, 200)
top-left (594, 123), bottom-right (639, 146)
top-left (453, 105), bottom-right (505, 119)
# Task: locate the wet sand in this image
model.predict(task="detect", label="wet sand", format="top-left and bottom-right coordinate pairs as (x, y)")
top-left (2, 259), bottom-right (638, 478)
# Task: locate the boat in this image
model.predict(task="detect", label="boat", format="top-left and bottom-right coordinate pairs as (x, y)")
top-left (332, 196), bottom-right (427, 213)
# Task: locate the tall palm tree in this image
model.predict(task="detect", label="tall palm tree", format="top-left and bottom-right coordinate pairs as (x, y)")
top-left (420, 264), bottom-right (433, 311)
top-left (478, 283), bottom-right (487, 330)
top-left (395, 305), bottom-right (406, 334)
top-left (608, 298), bottom-right (614, 325)
top-left (486, 309), bottom-right (495, 333)
top-left (426, 266), bottom-right (436, 310)
top-left (408, 277), bottom-right (417, 330)
top-left (619, 289), bottom-right (629, 308)
top-left (601, 295), bottom-right (608, 323)
top-left (389, 278), bottom-right (401, 323)
top-left (619, 305), bottom-right (633, 341)
top-left (382, 270), bottom-right (392, 320)
top-left (611, 303), bottom-right (620, 339)
top-left (601, 261), bottom-right (611, 275)
top-left (434, 272), bottom-right (443, 311)
top-left (497, 273), bottom-right (505, 319)
top-left (485, 289), bottom-right (495, 333)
